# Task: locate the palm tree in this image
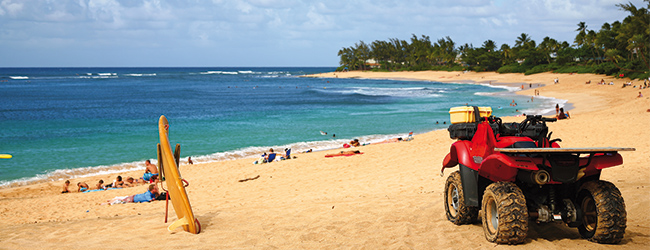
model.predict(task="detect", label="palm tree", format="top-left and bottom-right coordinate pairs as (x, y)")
top-left (574, 22), bottom-right (588, 47)
top-left (482, 40), bottom-right (496, 52)
top-left (337, 47), bottom-right (353, 69)
top-left (616, 2), bottom-right (649, 69)
top-left (515, 33), bottom-right (532, 48)
top-left (539, 36), bottom-right (559, 63)
top-left (500, 44), bottom-right (512, 63)
top-left (355, 41), bottom-right (371, 70)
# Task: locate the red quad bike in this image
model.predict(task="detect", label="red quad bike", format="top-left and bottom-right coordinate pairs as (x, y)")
top-left (441, 106), bottom-right (635, 245)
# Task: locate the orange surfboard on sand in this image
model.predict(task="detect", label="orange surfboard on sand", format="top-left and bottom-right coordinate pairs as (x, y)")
top-left (158, 115), bottom-right (200, 234)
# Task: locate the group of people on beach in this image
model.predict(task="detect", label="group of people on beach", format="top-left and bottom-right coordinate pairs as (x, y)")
top-left (254, 148), bottom-right (292, 164)
top-left (59, 159), bottom-right (167, 205)
top-left (555, 104), bottom-right (570, 120)
top-left (61, 159), bottom-right (161, 194)
top-left (61, 175), bottom-right (153, 194)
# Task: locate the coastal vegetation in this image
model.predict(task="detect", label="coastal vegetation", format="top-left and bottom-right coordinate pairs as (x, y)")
top-left (336, 2), bottom-right (649, 79)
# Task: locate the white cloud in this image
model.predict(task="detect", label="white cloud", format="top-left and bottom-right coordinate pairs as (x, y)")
top-left (0, 0), bottom-right (24, 16)
top-left (0, 0), bottom-right (646, 67)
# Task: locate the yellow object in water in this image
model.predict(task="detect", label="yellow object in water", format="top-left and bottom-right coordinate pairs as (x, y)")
top-left (0, 154), bottom-right (12, 159)
top-left (158, 115), bottom-right (200, 234)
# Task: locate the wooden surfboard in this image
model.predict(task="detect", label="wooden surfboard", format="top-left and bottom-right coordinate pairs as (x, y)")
top-left (158, 115), bottom-right (200, 234)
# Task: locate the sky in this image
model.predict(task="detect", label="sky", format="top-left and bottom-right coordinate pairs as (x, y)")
top-left (0, 0), bottom-right (645, 67)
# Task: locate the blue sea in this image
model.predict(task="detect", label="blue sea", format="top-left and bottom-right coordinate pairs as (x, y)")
top-left (0, 67), bottom-right (563, 188)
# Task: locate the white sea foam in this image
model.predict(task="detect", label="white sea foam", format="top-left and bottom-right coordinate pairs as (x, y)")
top-left (124, 73), bottom-right (156, 77)
top-left (9, 76), bottom-right (28, 80)
top-left (478, 83), bottom-right (521, 92)
top-left (517, 95), bottom-right (568, 116)
top-left (329, 86), bottom-right (442, 98)
top-left (0, 160), bottom-right (148, 189)
top-left (201, 71), bottom-right (239, 75)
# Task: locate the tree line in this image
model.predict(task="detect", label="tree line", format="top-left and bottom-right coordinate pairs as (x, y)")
top-left (337, 2), bottom-right (649, 79)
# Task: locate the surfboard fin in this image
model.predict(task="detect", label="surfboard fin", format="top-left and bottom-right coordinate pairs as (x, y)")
top-left (167, 216), bottom-right (189, 232)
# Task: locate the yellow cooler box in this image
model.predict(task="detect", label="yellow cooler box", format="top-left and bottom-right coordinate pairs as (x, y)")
top-left (449, 106), bottom-right (492, 124)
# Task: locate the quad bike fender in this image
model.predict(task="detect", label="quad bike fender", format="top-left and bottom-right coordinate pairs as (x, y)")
top-left (479, 154), bottom-right (538, 182)
top-left (591, 153), bottom-right (624, 170)
top-left (459, 164), bottom-right (480, 207)
top-left (441, 141), bottom-right (476, 175)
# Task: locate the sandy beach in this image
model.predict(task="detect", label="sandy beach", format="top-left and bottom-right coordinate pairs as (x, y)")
top-left (1, 71), bottom-right (648, 249)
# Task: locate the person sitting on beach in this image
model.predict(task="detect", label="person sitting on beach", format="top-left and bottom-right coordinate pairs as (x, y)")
top-left (77, 182), bottom-right (89, 192)
top-left (350, 139), bottom-right (361, 147)
top-left (94, 180), bottom-right (105, 190)
top-left (102, 184), bottom-right (159, 205)
top-left (557, 108), bottom-right (570, 120)
top-left (142, 160), bottom-right (159, 182)
top-left (148, 175), bottom-right (159, 184)
top-left (638, 92), bottom-right (644, 98)
top-left (62, 180), bottom-right (71, 193)
top-left (264, 148), bottom-right (277, 163)
top-left (280, 148), bottom-right (292, 160)
top-left (111, 176), bottom-right (125, 188)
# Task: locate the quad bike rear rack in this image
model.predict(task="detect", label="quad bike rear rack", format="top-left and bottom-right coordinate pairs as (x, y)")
top-left (495, 147), bottom-right (635, 175)
top-left (494, 147), bottom-right (635, 154)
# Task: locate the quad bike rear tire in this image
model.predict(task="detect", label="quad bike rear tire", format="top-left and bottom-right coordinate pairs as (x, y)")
top-left (577, 180), bottom-right (626, 244)
top-left (444, 171), bottom-right (478, 224)
top-left (481, 182), bottom-right (528, 244)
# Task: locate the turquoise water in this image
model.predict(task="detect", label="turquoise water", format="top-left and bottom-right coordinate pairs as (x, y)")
top-left (0, 67), bottom-right (560, 187)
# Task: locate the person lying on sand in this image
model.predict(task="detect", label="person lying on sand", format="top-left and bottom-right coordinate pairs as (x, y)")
top-left (325, 150), bottom-right (363, 157)
top-left (122, 177), bottom-right (141, 187)
top-left (102, 184), bottom-right (159, 205)
top-left (377, 137), bottom-right (402, 144)
top-left (77, 182), bottom-right (89, 192)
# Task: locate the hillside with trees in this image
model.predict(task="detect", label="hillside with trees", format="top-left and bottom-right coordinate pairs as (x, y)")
top-left (336, 2), bottom-right (649, 79)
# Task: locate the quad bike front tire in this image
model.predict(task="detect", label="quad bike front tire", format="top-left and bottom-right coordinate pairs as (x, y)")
top-left (577, 180), bottom-right (626, 244)
top-left (481, 182), bottom-right (528, 244)
top-left (444, 171), bottom-right (478, 224)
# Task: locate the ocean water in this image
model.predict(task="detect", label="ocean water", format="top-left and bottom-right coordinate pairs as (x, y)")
top-left (0, 67), bottom-right (563, 188)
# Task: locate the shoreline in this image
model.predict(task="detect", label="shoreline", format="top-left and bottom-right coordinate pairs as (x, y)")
top-left (0, 72), bottom-right (556, 189)
top-left (304, 70), bottom-right (570, 116)
top-left (0, 131), bottom-right (413, 189)
top-left (1, 70), bottom-right (648, 249)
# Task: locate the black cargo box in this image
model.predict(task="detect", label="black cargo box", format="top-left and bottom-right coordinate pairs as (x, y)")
top-left (448, 123), bottom-right (499, 140)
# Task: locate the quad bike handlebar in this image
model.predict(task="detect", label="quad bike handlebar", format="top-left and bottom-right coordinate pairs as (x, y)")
top-left (518, 115), bottom-right (555, 134)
